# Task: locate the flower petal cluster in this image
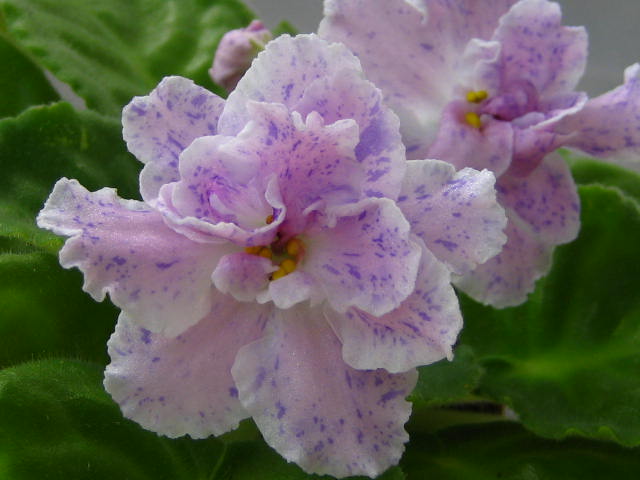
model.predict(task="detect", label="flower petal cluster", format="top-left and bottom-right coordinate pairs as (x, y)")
top-left (320, 0), bottom-right (640, 307)
top-left (37, 34), bottom-right (506, 478)
top-left (209, 19), bottom-right (273, 91)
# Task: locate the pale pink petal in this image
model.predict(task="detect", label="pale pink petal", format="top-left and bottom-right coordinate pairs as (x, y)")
top-left (36, 178), bottom-right (227, 336)
top-left (398, 160), bottom-right (507, 276)
top-left (122, 76), bottom-right (224, 202)
top-left (305, 198), bottom-right (421, 316)
top-left (320, 0), bottom-right (516, 157)
top-left (427, 101), bottom-right (513, 177)
top-left (454, 210), bottom-right (552, 308)
top-left (212, 252), bottom-right (275, 302)
top-left (231, 307), bottom-right (417, 478)
top-left (326, 242), bottom-right (462, 373)
top-left (490, 0), bottom-right (587, 101)
top-left (258, 270), bottom-right (318, 310)
top-left (104, 302), bottom-right (271, 438)
top-left (498, 153), bottom-right (580, 245)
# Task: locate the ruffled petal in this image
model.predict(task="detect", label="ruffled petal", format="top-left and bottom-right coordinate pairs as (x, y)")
top-left (122, 76), bottom-right (224, 202)
top-left (36, 178), bottom-right (227, 336)
top-left (219, 34), bottom-right (361, 135)
top-left (554, 64), bottom-right (640, 169)
top-left (258, 270), bottom-right (317, 310)
top-left (490, 0), bottom-right (587, 100)
top-left (326, 242), bottom-right (462, 373)
top-left (498, 153), bottom-right (580, 245)
top-left (398, 160), bottom-right (507, 276)
top-left (231, 307), bottom-right (417, 478)
top-left (305, 198), bottom-right (421, 316)
top-left (104, 302), bottom-right (271, 438)
top-left (427, 101), bottom-right (513, 177)
top-left (319, 0), bottom-right (516, 157)
top-left (454, 210), bottom-right (552, 308)
top-left (212, 252), bottom-right (275, 302)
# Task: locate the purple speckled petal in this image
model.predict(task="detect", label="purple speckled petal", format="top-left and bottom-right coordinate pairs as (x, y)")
top-left (36, 178), bottom-right (228, 336)
top-left (454, 209), bottom-right (552, 308)
top-left (489, 0), bottom-right (587, 102)
top-left (104, 302), bottom-right (271, 438)
top-left (122, 76), bottom-right (224, 202)
top-left (427, 101), bottom-right (513, 177)
top-left (319, 0), bottom-right (516, 157)
top-left (398, 160), bottom-right (507, 276)
top-left (231, 306), bottom-right (416, 478)
top-left (305, 198), bottom-right (421, 316)
top-left (212, 252), bottom-right (275, 302)
top-left (326, 241), bottom-right (462, 373)
top-left (554, 64), bottom-right (640, 169)
top-left (293, 65), bottom-right (406, 199)
top-left (498, 153), bottom-right (580, 245)
top-left (219, 34), bottom-right (361, 135)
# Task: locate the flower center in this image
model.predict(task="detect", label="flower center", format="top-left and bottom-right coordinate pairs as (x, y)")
top-left (464, 90), bottom-right (488, 129)
top-left (244, 216), bottom-right (306, 281)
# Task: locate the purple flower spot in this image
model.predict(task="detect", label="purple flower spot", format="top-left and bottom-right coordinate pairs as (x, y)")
top-left (112, 256), bottom-right (126, 265)
top-left (435, 239), bottom-right (458, 252)
top-left (156, 260), bottom-right (178, 270)
top-left (152, 356), bottom-right (161, 363)
top-left (229, 387), bottom-right (239, 398)
top-left (379, 389), bottom-right (404, 404)
top-left (140, 328), bottom-right (152, 344)
top-left (276, 401), bottom-right (286, 419)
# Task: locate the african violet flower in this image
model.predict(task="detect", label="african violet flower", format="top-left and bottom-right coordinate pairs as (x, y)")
top-left (37, 35), bottom-right (505, 478)
top-left (209, 19), bottom-right (273, 91)
top-left (320, 0), bottom-right (640, 307)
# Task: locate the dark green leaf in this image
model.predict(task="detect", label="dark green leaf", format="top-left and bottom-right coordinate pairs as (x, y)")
top-left (410, 345), bottom-right (483, 406)
top-left (402, 422), bottom-right (640, 480)
top-left (0, 359), bottom-right (227, 480)
top-left (461, 185), bottom-right (640, 445)
top-left (272, 21), bottom-right (299, 37)
top-left (0, 34), bottom-right (58, 117)
top-left (0, 0), bottom-right (254, 115)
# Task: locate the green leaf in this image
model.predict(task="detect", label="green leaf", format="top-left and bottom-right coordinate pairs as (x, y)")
top-left (272, 21), bottom-right (299, 37)
top-left (460, 185), bottom-right (640, 445)
top-left (402, 422), bottom-right (640, 480)
top-left (0, 359), bottom-right (227, 480)
top-left (0, 102), bottom-right (139, 245)
top-left (0, 34), bottom-right (58, 117)
top-left (0, 0), bottom-right (254, 116)
top-left (222, 440), bottom-right (404, 480)
top-left (410, 345), bottom-right (483, 406)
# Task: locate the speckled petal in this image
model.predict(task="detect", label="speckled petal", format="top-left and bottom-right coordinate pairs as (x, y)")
top-left (122, 76), bottom-right (224, 202)
top-left (212, 252), bottom-right (275, 302)
top-left (231, 306), bottom-right (416, 478)
top-left (555, 64), bottom-right (640, 169)
top-left (36, 178), bottom-right (227, 336)
top-left (398, 160), bottom-right (507, 276)
top-left (498, 153), bottom-right (580, 245)
top-left (319, 0), bottom-right (516, 157)
top-left (454, 209), bottom-right (552, 308)
top-left (326, 241), bottom-right (462, 373)
top-left (219, 34), bottom-right (361, 135)
top-left (427, 101), bottom-right (513, 177)
top-left (305, 198), bottom-right (421, 316)
top-left (490, 0), bottom-right (587, 100)
top-left (104, 302), bottom-right (271, 438)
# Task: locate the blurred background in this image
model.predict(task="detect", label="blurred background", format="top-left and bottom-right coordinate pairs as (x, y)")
top-left (244, 0), bottom-right (640, 96)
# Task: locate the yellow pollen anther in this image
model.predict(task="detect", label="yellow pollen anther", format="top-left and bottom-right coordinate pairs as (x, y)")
top-left (285, 238), bottom-right (302, 256)
top-left (465, 112), bottom-right (482, 129)
top-left (271, 267), bottom-right (287, 281)
top-left (244, 246), bottom-right (261, 255)
top-left (466, 90), bottom-right (488, 103)
top-left (280, 258), bottom-right (297, 274)
top-left (266, 214), bottom-right (274, 224)
top-left (258, 247), bottom-right (272, 259)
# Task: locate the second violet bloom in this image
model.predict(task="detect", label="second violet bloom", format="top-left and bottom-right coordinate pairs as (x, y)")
top-left (37, 35), bottom-right (506, 478)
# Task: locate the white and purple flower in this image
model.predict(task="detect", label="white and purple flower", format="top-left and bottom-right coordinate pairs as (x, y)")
top-left (320, 0), bottom-right (640, 306)
top-left (37, 35), bottom-right (505, 478)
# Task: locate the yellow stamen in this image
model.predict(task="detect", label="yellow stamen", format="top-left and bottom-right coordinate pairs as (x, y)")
top-left (465, 112), bottom-right (482, 129)
top-left (271, 267), bottom-right (287, 281)
top-left (466, 90), bottom-right (488, 103)
top-left (285, 238), bottom-right (302, 256)
top-left (244, 246), bottom-right (261, 255)
top-left (266, 214), bottom-right (274, 224)
top-left (280, 258), bottom-right (297, 274)
top-left (258, 247), bottom-right (272, 259)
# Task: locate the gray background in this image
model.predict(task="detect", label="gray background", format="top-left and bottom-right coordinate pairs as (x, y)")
top-left (245, 0), bottom-right (640, 96)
